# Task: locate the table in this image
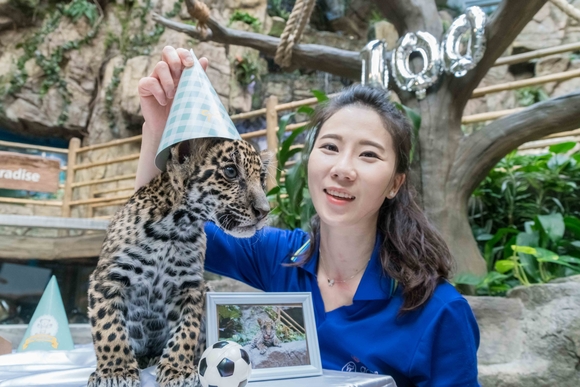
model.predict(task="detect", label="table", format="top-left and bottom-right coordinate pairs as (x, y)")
top-left (249, 369), bottom-right (397, 387)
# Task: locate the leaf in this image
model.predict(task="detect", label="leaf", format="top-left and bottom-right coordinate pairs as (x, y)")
top-left (495, 260), bottom-right (516, 274)
top-left (484, 228), bottom-right (519, 266)
top-left (480, 271), bottom-right (510, 285)
top-left (564, 216), bottom-right (580, 239)
top-left (267, 186), bottom-right (280, 196)
top-left (285, 163), bottom-right (304, 215)
top-left (310, 89), bottom-right (329, 102)
top-left (296, 105), bottom-right (315, 116)
top-left (278, 125), bottom-right (308, 166)
top-left (277, 113), bottom-right (294, 143)
top-left (452, 273), bottom-right (483, 286)
top-left (549, 142), bottom-right (576, 154)
top-left (511, 245), bottom-right (537, 255)
top-left (537, 213), bottom-right (565, 243)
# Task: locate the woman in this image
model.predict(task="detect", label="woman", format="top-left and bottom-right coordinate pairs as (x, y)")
top-left (136, 47), bottom-right (480, 387)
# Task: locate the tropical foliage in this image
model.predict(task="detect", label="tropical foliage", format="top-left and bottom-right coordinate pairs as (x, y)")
top-left (459, 142), bottom-right (580, 294)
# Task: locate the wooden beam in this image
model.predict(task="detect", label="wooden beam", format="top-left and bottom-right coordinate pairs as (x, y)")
top-left (0, 215), bottom-right (108, 230)
top-left (0, 233), bottom-right (105, 260)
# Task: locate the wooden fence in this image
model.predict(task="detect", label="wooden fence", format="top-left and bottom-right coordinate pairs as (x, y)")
top-left (1, 41), bottom-right (579, 218)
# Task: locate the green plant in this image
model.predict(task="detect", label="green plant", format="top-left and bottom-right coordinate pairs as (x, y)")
top-left (516, 86), bottom-right (549, 107)
top-left (462, 142), bottom-right (580, 295)
top-left (470, 142), bottom-right (580, 238)
top-left (1, 0), bottom-right (101, 125)
top-left (233, 55), bottom-right (261, 89)
top-left (267, 0), bottom-right (291, 21)
top-left (458, 212), bottom-right (580, 295)
top-left (267, 105), bottom-right (316, 231)
top-left (229, 10), bottom-right (262, 32)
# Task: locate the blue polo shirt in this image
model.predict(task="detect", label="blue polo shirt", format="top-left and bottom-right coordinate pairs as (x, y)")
top-left (204, 223), bottom-right (480, 387)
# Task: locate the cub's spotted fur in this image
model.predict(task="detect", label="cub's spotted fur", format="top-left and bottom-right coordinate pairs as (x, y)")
top-left (251, 317), bottom-right (281, 354)
top-left (87, 139), bottom-right (269, 387)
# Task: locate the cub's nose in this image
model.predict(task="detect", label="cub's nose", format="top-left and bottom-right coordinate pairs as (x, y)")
top-left (252, 202), bottom-right (269, 221)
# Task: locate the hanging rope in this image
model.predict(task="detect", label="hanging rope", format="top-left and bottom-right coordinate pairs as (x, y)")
top-left (187, 0), bottom-right (211, 32)
top-left (549, 0), bottom-right (580, 23)
top-left (274, 0), bottom-right (316, 68)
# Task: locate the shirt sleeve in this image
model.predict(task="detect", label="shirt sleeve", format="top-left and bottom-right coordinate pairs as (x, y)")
top-left (203, 222), bottom-right (307, 292)
top-left (409, 298), bottom-right (481, 387)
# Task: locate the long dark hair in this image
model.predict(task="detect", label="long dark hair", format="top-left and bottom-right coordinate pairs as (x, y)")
top-left (296, 84), bottom-right (453, 313)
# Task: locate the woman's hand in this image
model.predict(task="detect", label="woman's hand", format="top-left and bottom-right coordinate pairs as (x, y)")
top-left (135, 46), bottom-right (209, 189)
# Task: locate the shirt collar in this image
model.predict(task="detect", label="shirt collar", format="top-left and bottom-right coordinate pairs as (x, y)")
top-left (291, 235), bottom-right (398, 301)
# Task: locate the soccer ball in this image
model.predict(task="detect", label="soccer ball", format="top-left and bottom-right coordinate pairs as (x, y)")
top-left (198, 341), bottom-right (252, 387)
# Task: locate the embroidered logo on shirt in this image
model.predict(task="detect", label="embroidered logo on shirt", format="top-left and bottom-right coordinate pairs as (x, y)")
top-left (342, 357), bottom-right (378, 374)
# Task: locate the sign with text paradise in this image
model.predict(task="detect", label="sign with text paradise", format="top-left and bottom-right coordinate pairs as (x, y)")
top-left (0, 151), bottom-right (60, 193)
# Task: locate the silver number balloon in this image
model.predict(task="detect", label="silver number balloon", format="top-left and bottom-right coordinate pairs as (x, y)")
top-left (441, 6), bottom-right (487, 77)
top-left (391, 31), bottom-right (441, 100)
top-left (360, 40), bottom-right (389, 91)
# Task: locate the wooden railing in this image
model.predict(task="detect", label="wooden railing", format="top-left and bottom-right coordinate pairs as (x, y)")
top-left (1, 42), bottom-right (579, 217)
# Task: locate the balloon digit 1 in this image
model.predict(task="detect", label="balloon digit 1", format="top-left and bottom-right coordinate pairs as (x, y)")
top-left (391, 31), bottom-right (441, 100)
top-left (360, 39), bottom-right (389, 91)
top-left (441, 6), bottom-right (487, 77)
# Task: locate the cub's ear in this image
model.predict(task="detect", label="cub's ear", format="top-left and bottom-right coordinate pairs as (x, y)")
top-left (260, 150), bottom-right (273, 169)
top-left (168, 140), bottom-right (192, 165)
top-left (257, 318), bottom-right (263, 326)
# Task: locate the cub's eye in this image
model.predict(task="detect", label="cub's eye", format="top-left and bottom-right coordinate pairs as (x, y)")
top-left (223, 166), bottom-right (238, 179)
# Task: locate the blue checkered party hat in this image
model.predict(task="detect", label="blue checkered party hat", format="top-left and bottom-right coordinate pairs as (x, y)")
top-left (155, 49), bottom-right (242, 171)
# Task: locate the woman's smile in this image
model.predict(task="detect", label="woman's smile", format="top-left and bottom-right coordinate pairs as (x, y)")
top-left (308, 105), bottom-right (403, 228)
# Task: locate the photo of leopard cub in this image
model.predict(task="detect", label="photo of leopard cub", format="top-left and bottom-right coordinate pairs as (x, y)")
top-left (87, 138), bottom-right (270, 387)
top-left (252, 317), bottom-right (282, 354)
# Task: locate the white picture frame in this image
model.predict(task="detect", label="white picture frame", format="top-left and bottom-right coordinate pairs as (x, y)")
top-left (205, 292), bottom-right (322, 382)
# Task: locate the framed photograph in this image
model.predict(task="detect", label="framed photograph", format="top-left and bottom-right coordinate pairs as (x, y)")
top-left (205, 292), bottom-right (322, 382)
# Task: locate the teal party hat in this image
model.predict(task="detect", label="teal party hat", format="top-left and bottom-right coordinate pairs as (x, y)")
top-left (155, 49), bottom-right (242, 170)
top-left (17, 276), bottom-right (74, 352)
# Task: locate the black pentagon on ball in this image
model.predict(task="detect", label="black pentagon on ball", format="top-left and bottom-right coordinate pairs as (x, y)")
top-left (199, 357), bottom-right (208, 376)
top-left (213, 341), bottom-right (229, 349)
top-left (240, 348), bottom-right (250, 365)
top-left (217, 358), bottom-right (235, 377)
top-left (238, 380), bottom-right (248, 387)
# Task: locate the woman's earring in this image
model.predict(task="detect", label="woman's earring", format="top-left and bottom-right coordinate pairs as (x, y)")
top-left (389, 190), bottom-right (395, 198)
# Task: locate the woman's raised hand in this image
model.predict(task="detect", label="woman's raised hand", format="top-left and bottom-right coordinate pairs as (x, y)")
top-left (138, 46), bottom-right (208, 135)
top-left (135, 46), bottom-right (209, 189)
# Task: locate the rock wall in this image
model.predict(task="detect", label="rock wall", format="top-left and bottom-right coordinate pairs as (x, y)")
top-left (469, 275), bottom-right (580, 387)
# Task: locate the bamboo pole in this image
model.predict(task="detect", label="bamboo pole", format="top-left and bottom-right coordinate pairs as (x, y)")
top-left (90, 199), bottom-right (128, 209)
top-left (70, 194), bottom-right (132, 207)
top-left (266, 95), bottom-right (279, 191)
top-left (230, 108), bottom-right (267, 121)
top-left (461, 108), bottom-right (526, 124)
top-left (76, 135), bottom-right (142, 154)
top-left (73, 153), bottom-right (140, 171)
top-left (241, 129), bottom-right (267, 140)
top-left (93, 186), bottom-right (135, 196)
top-left (0, 140), bottom-right (68, 154)
top-left (61, 138), bottom-right (81, 217)
top-left (275, 93), bottom-right (338, 112)
top-left (71, 173), bottom-right (136, 188)
top-left (493, 42), bottom-right (580, 67)
top-left (0, 197), bottom-right (62, 206)
top-left (549, 0), bottom-right (580, 22)
top-left (471, 69), bottom-right (580, 98)
top-left (545, 128), bottom-right (580, 139)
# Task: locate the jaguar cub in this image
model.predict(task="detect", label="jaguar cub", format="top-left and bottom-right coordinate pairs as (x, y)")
top-left (251, 317), bottom-right (281, 354)
top-left (87, 138), bottom-right (270, 387)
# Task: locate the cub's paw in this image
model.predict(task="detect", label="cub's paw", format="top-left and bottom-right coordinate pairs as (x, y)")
top-left (157, 364), bottom-right (199, 387)
top-left (87, 369), bottom-right (140, 387)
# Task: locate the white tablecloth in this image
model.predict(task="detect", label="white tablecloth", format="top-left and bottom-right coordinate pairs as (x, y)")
top-left (0, 346), bottom-right (396, 387)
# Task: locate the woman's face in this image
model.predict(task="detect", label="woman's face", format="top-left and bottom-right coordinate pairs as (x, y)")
top-left (307, 105), bottom-right (405, 230)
